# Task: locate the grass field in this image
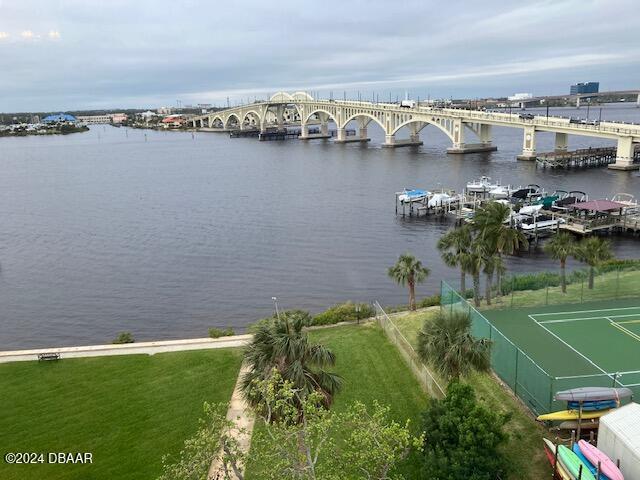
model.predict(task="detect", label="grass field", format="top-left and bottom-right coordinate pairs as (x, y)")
top-left (391, 308), bottom-right (549, 480)
top-left (0, 349), bottom-right (243, 480)
top-left (244, 323), bottom-right (429, 479)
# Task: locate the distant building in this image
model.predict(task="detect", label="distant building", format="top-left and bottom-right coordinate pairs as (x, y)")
top-left (42, 113), bottom-right (77, 123)
top-left (508, 93), bottom-right (533, 101)
top-left (157, 106), bottom-right (174, 115)
top-left (77, 113), bottom-right (127, 124)
top-left (570, 82), bottom-right (599, 95)
top-left (161, 115), bottom-right (186, 128)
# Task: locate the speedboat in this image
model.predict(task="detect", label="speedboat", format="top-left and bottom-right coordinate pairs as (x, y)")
top-left (511, 184), bottom-right (543, 201)
top-left (397, 188), bottom-right (430, 204)
top-left (610, 193), bottom-right (638, 213)
top-left (519, 214), bottom-right (565, 232)
top-left (427, 192), bottom-right (460, 208)
top-left (466, 176), bottom-right (500, 193)
top-left (488, 185), bottom-right (514, 199)
top-left (552, 191), bottom-right (588, 212)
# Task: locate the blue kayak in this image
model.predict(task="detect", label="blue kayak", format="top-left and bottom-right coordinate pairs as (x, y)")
top-left (567, 400), bottom-right (618, 411)
top-left (572, 443), bottom-right (610, 480)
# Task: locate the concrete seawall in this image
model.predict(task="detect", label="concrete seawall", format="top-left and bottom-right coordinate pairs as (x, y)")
top-left (0, 335), bottom-right (252, 363)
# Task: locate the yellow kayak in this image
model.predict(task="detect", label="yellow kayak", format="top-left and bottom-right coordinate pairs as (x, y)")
top-left (537, 409), bottom-right (611, 422)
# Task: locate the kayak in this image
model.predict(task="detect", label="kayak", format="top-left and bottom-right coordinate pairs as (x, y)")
top-left (567, 400), bottom-right (619, 411)
top-left (556, 419), bottom-right (599, 431)
top-left (571, 443), bottom-right (599, 478)
top-left (578, 440), bottom-right (624, 480)
top-left (558, 444), bottom-right (596, 480)
top-left (537, 409), bottom-right (611, 422)
top-left (543, 438), bottom-right (572, 480)
top-left (554, 387), bottom-right (632, 403)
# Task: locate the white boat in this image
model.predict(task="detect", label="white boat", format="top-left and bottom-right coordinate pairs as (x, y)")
top-left (466, 176), bottom-right (500, 193)
top-left (518, 204), bottom-right (544, 216)
top-left (397, 188), bottom-right (430, 204)
top-left (610, 193), bottom-right (638, 213)
top-left (488, 185), bottom-right (513, 199)
top-left (427, 192), bottom-right (460, 208)
top-left (519, 215), bottom-right (565, 232)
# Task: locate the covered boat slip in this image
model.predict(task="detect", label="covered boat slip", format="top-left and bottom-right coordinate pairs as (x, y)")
top-left (554, 199), bottom-right (640, 235)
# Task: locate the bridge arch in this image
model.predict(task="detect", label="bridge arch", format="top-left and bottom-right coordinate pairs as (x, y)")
top-left (391, 118), bottom-right (454, 141)
top-left (210, 115), bottom-right (224, 128)
top-left (304, 108), bottom-right (339, 127)
top-left (269, 91), bottom-right (293, 102)
top-left (224, 113), bottom-right (241, 129)
top-left (242, 110), bottom-right (262, 126)
top-left (291, 91), bottom-right (313, 102)
top-left (342, 112), bottom-right (385, 132)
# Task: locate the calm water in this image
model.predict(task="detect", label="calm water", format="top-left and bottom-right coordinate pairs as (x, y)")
top-left (0, 104), bottom-right (639, 349)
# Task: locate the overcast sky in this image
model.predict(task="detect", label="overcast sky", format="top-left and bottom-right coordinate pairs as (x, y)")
top-left (1, 0), bottom-right (639, 111)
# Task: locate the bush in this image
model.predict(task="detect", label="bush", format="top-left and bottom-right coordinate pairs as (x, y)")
top-left (311, 302), bottom-right (373, 326)
top-left (208, 327), bottom-right (235, 339)
top-left (420, 382), bottom-right (509, 479)
top-left (113, 331), bottom-right (135, 344)
top-left (418, 294), bottom-right (441, 308)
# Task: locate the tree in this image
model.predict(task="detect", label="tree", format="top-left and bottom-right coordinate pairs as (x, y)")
top-left (248, 372), bottom-right (421, 480)
top-left (544, 232), bottom-right (576, 293)
top-left (416, 310), bottom-right (491, 380)
top-left (420, 382), bottom-right (509, 480)
top-left (241, 311), bottom-right (342, 413)
top-left (465, 242), bottom-right (485, 308)
top-left (574, 236), bottom-right (614, 289)
top-left (388, 253), bottom-right (430, 311)
top-left (472, 201), bottom-right (528, 296)
top-left (437, 225), bottom-right (473, 294)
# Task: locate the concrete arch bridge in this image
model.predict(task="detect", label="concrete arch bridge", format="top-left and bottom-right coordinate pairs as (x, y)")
top-left (191, 91), bottom-right (640, 170)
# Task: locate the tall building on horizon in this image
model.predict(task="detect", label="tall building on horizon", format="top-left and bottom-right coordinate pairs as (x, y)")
top-left (570, 82), bottom-right (599, 95)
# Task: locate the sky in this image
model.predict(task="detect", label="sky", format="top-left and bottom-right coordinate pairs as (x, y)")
top-left (0, 0), bottom-right (639, 111)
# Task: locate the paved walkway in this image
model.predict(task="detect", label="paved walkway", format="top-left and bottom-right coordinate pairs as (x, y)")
top-left (208, 363), bottom-right (255, 480)
top-left (0, 335), bottom-right (252, 363)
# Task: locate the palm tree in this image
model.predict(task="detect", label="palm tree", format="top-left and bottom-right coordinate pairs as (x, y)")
top-left (417, 310), bottom-right (492, 380)
top-left (472, 201), bottom-right (528, 295)
top-left (241, 311), bottom-right (342, 413)
top-left (388, 253), bottom-right (430, 311)
top-left (544, 232), bottom-right (576, 293)
top-left (465, 243), bottom-right (485, 308)
top-left (437, 225), bottom-right (473, 294)
top-left (574, 237), bottom-right (614, 289)
top-left (482, 251), bottom-right (499, 306)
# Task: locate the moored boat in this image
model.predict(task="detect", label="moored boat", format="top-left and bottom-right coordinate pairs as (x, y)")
top-left (397, 188), bottom-right (430, 204)
top-left (466, 176), bottom-right (500, 193)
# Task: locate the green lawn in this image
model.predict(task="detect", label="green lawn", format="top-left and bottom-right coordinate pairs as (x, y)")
top-left (0, 349), bottom-right (243, 480)
top-left (392, 309), bottom-right (549, 480)
top-left (245, 323), bottom-right (429, 478)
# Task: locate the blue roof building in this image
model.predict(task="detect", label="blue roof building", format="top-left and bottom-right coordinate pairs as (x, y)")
top-left (42, 113), bottom-right (77, 123)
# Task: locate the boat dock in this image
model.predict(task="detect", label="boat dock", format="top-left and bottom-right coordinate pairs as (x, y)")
top-left (536, 146), bottom-right (640, 169)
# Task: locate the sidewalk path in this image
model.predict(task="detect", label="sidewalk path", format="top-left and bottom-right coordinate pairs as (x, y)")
top-left (208, 362), bottom-right (255, 480)
top-left (0, 335), bottom-right (252, 363)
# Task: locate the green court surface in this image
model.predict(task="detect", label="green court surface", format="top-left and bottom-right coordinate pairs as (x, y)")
top-left (483, 298), bottom-right (640, 388)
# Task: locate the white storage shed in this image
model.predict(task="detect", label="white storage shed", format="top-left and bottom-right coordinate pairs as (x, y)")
top-left (598, 402), bottom-right (640, 480)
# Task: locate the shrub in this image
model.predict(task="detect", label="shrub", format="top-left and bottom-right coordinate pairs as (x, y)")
top-left (418, 294), bottom-right (441, 308)
top-left (113, 331), bottom-right (135, 344)
top-left (420, 382), bottom-right (509, 479)
top-left (208, 327), bottom-right (235, 339)
top-left (311, 302), bottom-right (373, 326)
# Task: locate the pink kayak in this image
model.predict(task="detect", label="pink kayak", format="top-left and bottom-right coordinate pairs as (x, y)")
top-left (578, 440), bottom-right (624, 480)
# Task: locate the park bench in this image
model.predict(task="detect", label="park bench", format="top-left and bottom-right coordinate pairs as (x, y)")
top-left (37, 352), bottom-right (60, 361)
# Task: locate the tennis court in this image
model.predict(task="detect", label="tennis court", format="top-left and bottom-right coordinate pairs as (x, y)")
top-left (484, 298), bottom-right (640, 391)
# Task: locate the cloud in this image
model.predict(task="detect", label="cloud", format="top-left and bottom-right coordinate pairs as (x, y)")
top-left (0, 32), bottom-right (9, 40)
top-left (0, 0), bottom-right (638, 111)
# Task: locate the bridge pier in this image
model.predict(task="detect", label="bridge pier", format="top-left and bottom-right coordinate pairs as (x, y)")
top-left (516, 126), bottom-right (537, 160)
top-left (554, 132), bottom-right (568, 153)
top-left (608, 137), bottom-right (639, 170)
top-left (381, 133), bottom-right (423, 148)
top-left (637, 93), bottom-right (640, 107)
top-left (447, 122), bottom-right (497, 154)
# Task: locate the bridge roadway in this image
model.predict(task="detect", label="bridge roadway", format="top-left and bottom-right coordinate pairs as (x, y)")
top-left (190, 91), bottom-right (640, 170)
